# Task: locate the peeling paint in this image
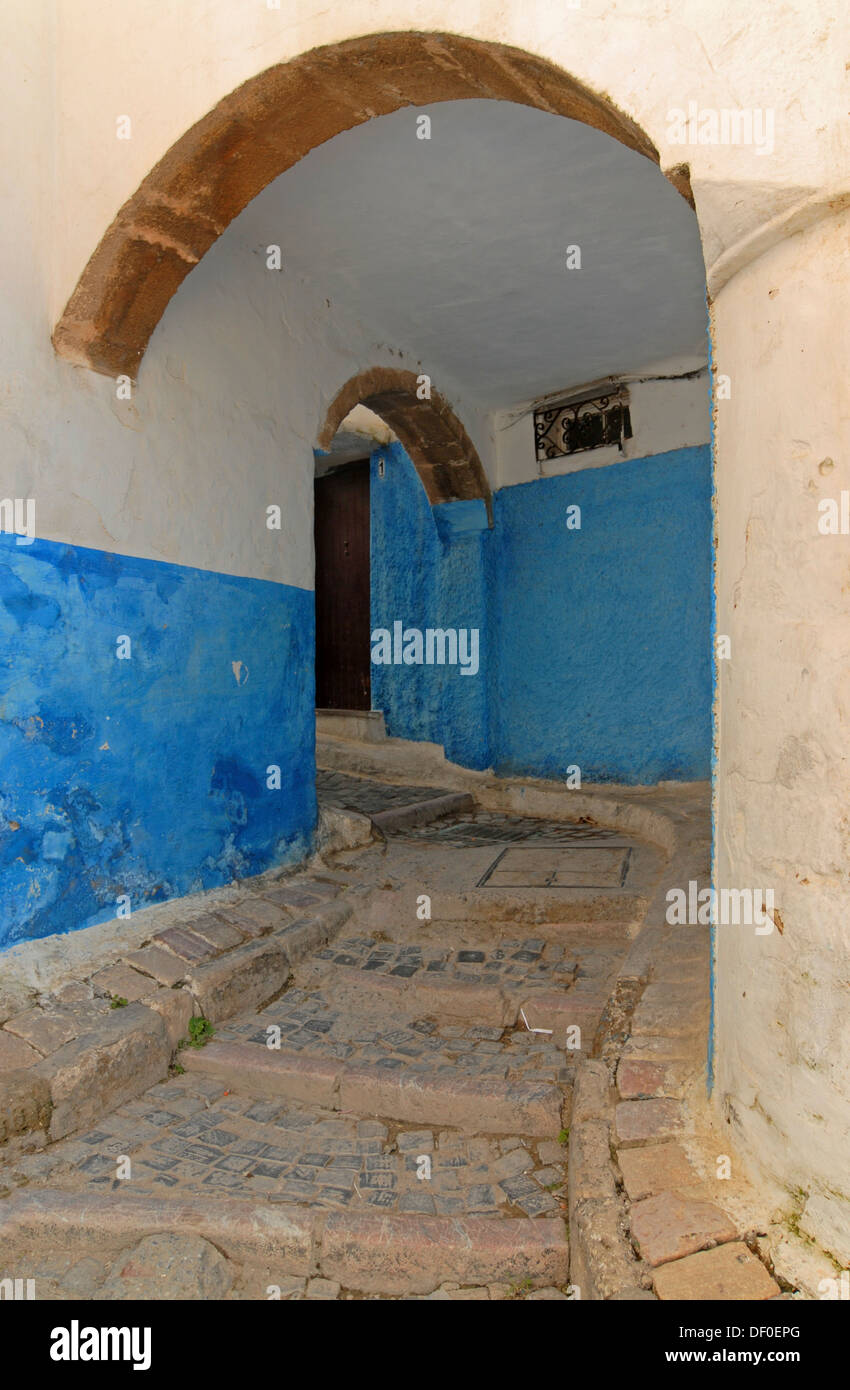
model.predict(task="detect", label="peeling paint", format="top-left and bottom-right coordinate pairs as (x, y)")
top-left (0, 533), bottom-right (315, 949)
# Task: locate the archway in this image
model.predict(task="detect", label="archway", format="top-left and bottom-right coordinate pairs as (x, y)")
top-left (318, 367), bottom-right (491, 510)
top-left (50, 31), bottom-right (692, 380)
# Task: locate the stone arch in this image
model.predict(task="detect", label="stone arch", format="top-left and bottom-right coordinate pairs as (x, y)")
top-left (51, 31), bottom-right (678, 381)
top-left (318, 367), bottom-right (490, 509)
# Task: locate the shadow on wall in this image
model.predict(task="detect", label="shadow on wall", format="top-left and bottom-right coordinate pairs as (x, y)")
top-left (369, 440), bottom-right (713, 784)
top-left (0, 535), bottom-right (315, 950)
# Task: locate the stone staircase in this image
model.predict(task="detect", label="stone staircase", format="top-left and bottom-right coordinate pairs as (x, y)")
top-left (0, 868), bottom-right (593, 1298)
top-left (1, 787), bottom-right (774, 1302)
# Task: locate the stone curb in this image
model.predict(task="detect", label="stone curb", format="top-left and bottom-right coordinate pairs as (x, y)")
top-left (0, 1189), bottom-right (317, 1275)
top-left (182, 1043), bottom-right (342, 1108)
top-left (567, 1058), bottom-right (649, 1300)
top-left (0, 1191), bottom-right (568, 1295)
top-left (181, 1041), bottom-right (563, 1136)
top-left (34, 1005), bottom-right (171, 1143)
top-left (316, 803), bottom-right (375, 855)
top-left (0, 1068), bottom-right (52, 1146)
top-left (182, 939), bottom-right (292, 1025)
top-left (369, 791), bottom-right (475, 834)
top-left (178, 899), bottom-right (353, 1026)
top-left (338, 1064), bottom-right (561, 1136)
top-left (320, 1210), bottom-right (569, 1295)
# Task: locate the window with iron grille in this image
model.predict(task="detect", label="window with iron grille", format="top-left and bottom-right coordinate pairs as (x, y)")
top-left (534, 389), bottom-right (632, 464)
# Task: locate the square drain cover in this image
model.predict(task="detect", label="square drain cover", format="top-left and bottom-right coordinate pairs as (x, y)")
top-left (477, 845), bottom-right (632, 889)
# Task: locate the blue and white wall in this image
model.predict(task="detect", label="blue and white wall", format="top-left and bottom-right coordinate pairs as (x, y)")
top-left (0, 38), bottom-right (368, 950)
top-left (2, 45), bottom-right (497, 952)
top-left (370, 445), bottom-right (492, 770)
top-left (2, 32), bottom-right (709, 954)
top-left (369, 376), bottom-right (713, 785)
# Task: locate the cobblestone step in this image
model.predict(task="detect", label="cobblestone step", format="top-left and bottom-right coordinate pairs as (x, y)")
top-left (2, 1069), bottom-right (570, 1296)
top-left (1, 1188), bottom-right (569, 1297)
top-left (218, 986), bottom-right (579, 1086)
top-left (180, 1041), bottom-right (564, 1135)
top-left (296, 932), bottom-right (610, 1035)
top-left (0, 804), bottom-right (663, 1299)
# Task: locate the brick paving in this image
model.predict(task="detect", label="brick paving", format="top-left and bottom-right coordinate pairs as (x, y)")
top-left (603, 918), bottom-right (782, 1300)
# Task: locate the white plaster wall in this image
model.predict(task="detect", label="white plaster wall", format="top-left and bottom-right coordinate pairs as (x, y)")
top-left (5, 63), bottom-right (712, 582)
top-left (259, 101), bottom-right (708, 413)
top-left (495, 371), bottom-right (711, 487)
top-left (45, 0), bottom-right (848, 327)
top-left (6, 0), bottom-right (845, 586)
top-left (2, 26), bottom-right (491, 587)
top-left (713, 206), bottom-right (850, 1262)
top-left (1, 178), bottom-right (316, 586)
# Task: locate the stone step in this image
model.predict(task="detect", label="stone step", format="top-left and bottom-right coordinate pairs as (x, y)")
top-left (293, 935), bottom-right (609, 1041)
top-left (1, 1188), bottom-right (569, 1297)
top-left (180, 1041), bottom-right (564, 1136)
top-left (2, 1067), bottom-right (572, 1297)
top-left (370, 791), bottom-right (475, 834)
top-left (316, 709), bottom-right (388, 743)
top-left (360, 888), bottom-right (646, 928)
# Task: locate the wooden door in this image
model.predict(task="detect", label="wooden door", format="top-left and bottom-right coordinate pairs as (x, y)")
top-left (314, 460), bottom-right (371, 710)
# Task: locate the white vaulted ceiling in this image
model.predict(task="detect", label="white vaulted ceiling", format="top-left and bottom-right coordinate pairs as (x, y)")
top-left (235, 98), bottom-right (708, 413)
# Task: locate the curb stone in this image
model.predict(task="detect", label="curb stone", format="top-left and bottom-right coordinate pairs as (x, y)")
top-left (567, 1059), bottom-right (649, 1300)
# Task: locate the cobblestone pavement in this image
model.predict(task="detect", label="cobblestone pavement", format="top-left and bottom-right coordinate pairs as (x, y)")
top-left (216, 988), bottom-right (574, 1087)
top-left (316, 770), bottom-right (457, 816)
top-left (307, 935), bottom-right (579, 986)
top-left (0, 808), bottom-right (649, 1299)
top-left (22, 1075), bottom-right (566, 1220)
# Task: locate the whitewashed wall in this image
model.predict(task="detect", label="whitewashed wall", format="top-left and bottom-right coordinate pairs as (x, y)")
top-left (495, 372), bottom-right (712, 487)
top-left (713, 206), bottom-right (850, 1264)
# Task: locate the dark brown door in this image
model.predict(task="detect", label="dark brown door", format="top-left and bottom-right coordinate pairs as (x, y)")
top-left (314, 459), bottom-right (371, 710)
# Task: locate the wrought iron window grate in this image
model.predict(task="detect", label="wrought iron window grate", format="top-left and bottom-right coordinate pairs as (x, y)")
top-left (534, 389), bottom-right (632, 464)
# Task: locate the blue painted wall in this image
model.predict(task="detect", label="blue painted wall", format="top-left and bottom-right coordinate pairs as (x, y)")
top-left (2, 440), bottom-right (710, 949)
top-left (369, 441), bottom-right (712, 786)
top-left (491, 446), bottom-right (712, 783)
top-left (370, 443), bottom-right (491, 769)
top-left (0, 534), bottom-right (315, 949)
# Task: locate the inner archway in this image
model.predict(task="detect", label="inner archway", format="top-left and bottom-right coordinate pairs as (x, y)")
top-left (318, 367), bottom-right (491, 509)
